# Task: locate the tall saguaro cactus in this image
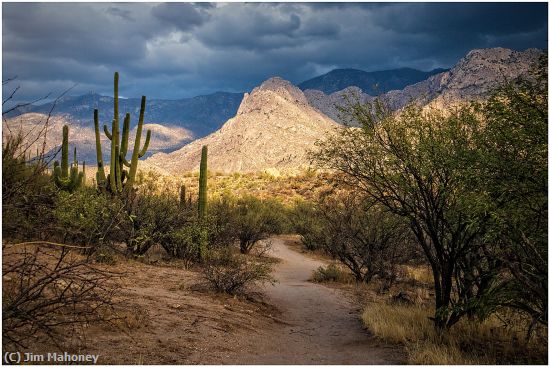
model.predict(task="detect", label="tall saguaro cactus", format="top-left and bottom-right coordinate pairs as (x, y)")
top-left (197, 145), bottom-right (208, 261)
top-left (53, 125), bottom-right (85, 192)
top-left (198, 145), bottom-right (208, 219)
top-left (94, 72), bottom-right (151, 193)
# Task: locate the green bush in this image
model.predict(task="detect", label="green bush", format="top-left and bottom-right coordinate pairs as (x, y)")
top-left (200, 248), bottom-right (275, 295)
top-left (125, 190), bottom-right (190, 256)
top-left (2, 132), bottom-right (58, 241)
top-left (232, 195), bottom-right (287, 254)
top-left (162, 224), bottom-right (203, 265)
top-left (54, 188), bottom-right (129, 250)
top-left (311, 263), bottom-right (351, 283)
top-left (290, 199), bottom-right (325, 251)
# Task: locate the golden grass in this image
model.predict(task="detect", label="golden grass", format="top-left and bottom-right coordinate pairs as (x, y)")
top-left (402, 265), bottom-right (433, 284)
top-left (362, 302), bottom-right (547, 364)
top-left (134, 169), bottom-right (332, 204)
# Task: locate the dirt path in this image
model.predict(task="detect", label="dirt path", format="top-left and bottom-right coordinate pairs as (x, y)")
top-left (229, 236), bottom-right (404, 364)
top-left (22, 238), bottom-right (403, 364)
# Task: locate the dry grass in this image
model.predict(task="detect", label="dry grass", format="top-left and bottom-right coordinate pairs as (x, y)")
top-left (362, 302), bottom-right (548, 364)
top-left (134, 169), bottom-right (332, 204)
top-left (310, 263), bottom-right (354, 283)
top-left (402, 265), bottom-right (432, 284)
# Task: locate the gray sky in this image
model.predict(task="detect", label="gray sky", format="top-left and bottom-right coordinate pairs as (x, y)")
top-left (2, 2), bottom-right (547, 102)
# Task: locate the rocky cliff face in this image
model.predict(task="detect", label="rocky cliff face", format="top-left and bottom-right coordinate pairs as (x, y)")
top-left (304, 87), bottom-right (373, 125)
top-left (145, 77), bottom-right (339, 174)
top-left (384, 47), bottom-right (544, 110)
top-left (305, 48), bottom-right (544, 122)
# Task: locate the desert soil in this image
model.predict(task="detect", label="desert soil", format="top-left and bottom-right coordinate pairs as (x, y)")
top-left (21, 236), bottom-right (403, 364)
top-left (230, 236), bottom-right (404, 364)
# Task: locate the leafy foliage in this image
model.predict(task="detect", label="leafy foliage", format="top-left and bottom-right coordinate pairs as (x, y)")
top-left (315, 60), bottom-right (547, 330)
top-left (200, 248), bottom-right (274, 295)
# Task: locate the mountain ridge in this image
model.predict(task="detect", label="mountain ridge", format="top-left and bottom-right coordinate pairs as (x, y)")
top-left (144, 77), bottom-right (339, 174)
top-left (298, 67), bottom-right (447, 95)
top-left (305, 47), bottom-right (545, 123)
top-left (7, 91), bottom-right (245, 139)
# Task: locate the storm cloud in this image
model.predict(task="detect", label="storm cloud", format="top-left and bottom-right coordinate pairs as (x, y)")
top-left (3, 2), bottom-right (547, 103)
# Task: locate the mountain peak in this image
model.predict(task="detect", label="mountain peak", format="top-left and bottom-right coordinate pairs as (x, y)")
top-left (145, 76), bottom-right (338, 174)
top-left (237, 76), bottom-right (309, 115)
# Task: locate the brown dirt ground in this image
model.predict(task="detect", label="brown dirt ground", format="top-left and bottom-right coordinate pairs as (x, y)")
top-left (9, 237), bottom-right (405, 364)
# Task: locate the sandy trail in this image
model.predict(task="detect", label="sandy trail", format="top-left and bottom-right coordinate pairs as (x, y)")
top-left (231, 237), bottom-right (403, 364)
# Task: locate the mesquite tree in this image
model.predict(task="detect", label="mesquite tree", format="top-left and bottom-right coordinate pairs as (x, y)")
top-left (315, 101), bottom-right (498, 330)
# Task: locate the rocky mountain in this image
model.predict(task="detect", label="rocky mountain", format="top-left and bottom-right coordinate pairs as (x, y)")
top-left (7, 91), bottom-right (244, 139)
top-left (304, 87), bottom-right (373, 125)
top-left (383, 47), bottom-right (544, 110)
top-left (305, 48), bottom-right (544, 123)
top-left (145, 77), bottom-right (339, 175)
top-left (298, 67), bottom-right (446, 95)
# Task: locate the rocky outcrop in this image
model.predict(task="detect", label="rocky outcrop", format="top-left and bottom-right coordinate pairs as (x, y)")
top-left (305, 48), bottom-right (545, 120)
top-left (384, 47), bottom-right (544, 110)
top-left (145, 77), bottom-right (339, 174)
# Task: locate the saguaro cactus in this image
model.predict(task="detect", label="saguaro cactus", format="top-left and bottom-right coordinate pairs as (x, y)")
top-left (93, 72), bottom-right (151, 193)
top-left (197, 145), bottom-right (208, 261)
top-left (53, 125), bottom-right (85, 192)
top-left (198, 146), bottom-right (208, 219)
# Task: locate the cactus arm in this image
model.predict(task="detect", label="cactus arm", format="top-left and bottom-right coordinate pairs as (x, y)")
top-left (126, 95), bottom-right (146, 187)
top-left (94, 109), bottom-right (106, 184)
top-left (103, 125), bottom-right (113, 140)
top-left (109, 117), bottom-right (118, 193)
top-left (138, 129), bottom-right (151, 158)
top-left (120, 113), bottom-right (130, 158)
top-left (121, 157), bottom-right (131, 167)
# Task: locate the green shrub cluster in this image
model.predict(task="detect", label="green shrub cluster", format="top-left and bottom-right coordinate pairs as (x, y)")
top-left (315, 58), bottom-right (548, 332)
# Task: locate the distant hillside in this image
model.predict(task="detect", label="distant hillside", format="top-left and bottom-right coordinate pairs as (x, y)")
top-left (383, 47), bottom-right (544, 110)
top-left (304, 47), bottom-right (545, 124)
top-left (8, 91), bottom-right (244, 139)
top-left (3, 113), bottom-right (192, 166)
top-left (145, 77), bottom-right (338, 175)
top-left (298, 67), bottom-right (446, 95)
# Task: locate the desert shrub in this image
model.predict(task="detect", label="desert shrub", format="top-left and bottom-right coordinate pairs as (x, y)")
top-left (296, 190), bottom-right (416, 284)
top-left (124, 190), bottom-right (191, 256)
top-left (161, 224), bottom-right (203, 265)
top-left (53, 188), bottom-right (129, 250)
top-left (316, 62), bottom-right (548, 331)
top-left (290, 199), bottom-right (325, 251)
top-left (473, 60), bottom-right (548, 330)
top-left (232, 195), bottom-right (286, 254)
top-left (206, 196), bottom-right (238, 248)
top-left (311, 263), bottom-right (351, 283)
top-left (2, 244), bottom-right (119, 348)
top-left (199, 248), bottom-right (275, 295)
top-left (2, 132), bottom-right (58, 240)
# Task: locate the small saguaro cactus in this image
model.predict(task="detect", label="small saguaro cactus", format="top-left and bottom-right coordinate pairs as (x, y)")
top-left (53, 125), bottom-right (85, 192)
top-left (198, 146), bottom-right (208, 219)
top-left (94, 72), bottom-right (151, 193)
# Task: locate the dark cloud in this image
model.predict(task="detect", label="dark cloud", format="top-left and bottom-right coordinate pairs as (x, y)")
top-left (2, 2), bottom-right (547, 104)
top-left (151, 3), bottom-right (211, 31)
